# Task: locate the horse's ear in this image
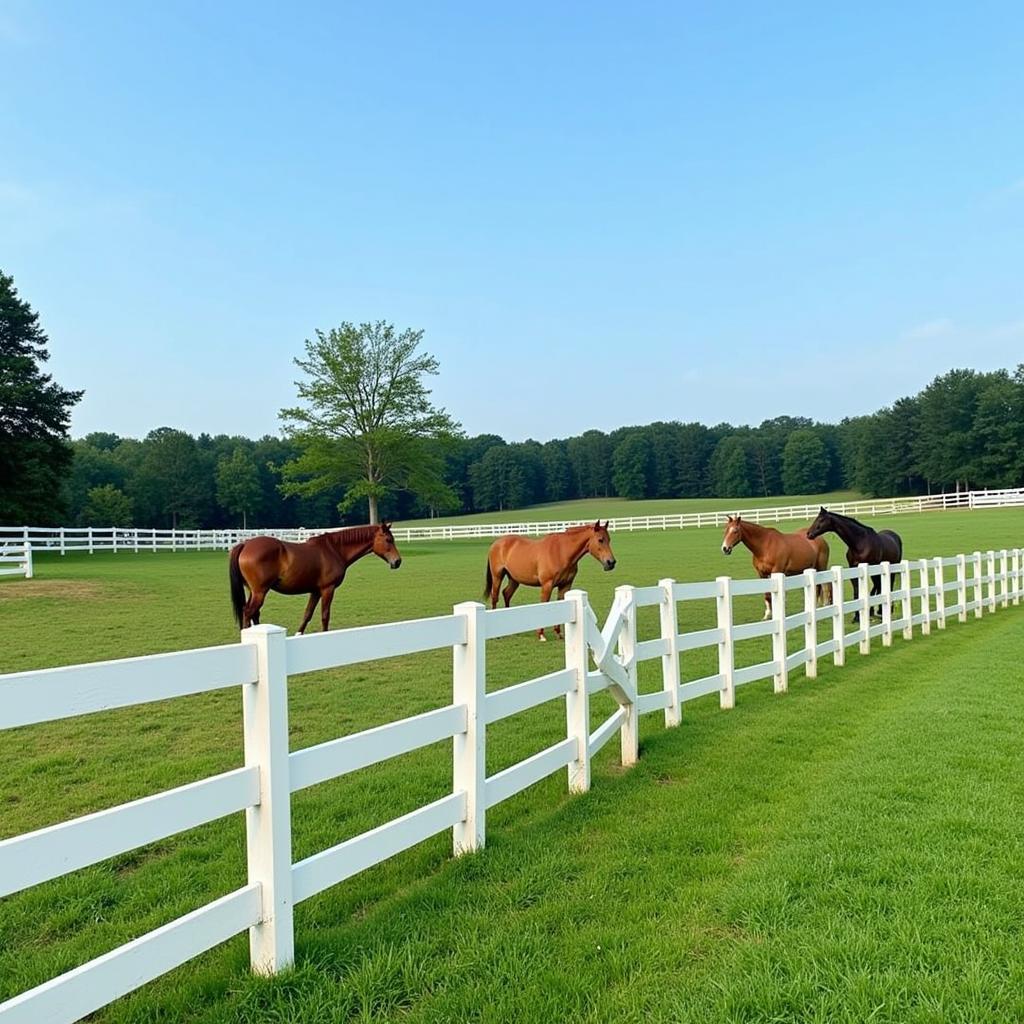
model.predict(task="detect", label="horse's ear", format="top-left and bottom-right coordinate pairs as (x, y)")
top-left (736, 515), bottom-right (741, 522)
top-left (594, 519), bottom-right (600, 529)
top-left (819, 506), bottom-right (826, 514)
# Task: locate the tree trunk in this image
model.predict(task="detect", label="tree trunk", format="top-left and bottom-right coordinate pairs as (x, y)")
top-left (368, 493), bottom-right (379, 524)
top-left (243, 509), bottom-right (247, 529)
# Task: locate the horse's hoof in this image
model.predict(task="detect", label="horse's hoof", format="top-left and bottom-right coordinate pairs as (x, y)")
top-left (538, 634), bottom-right (547, 642)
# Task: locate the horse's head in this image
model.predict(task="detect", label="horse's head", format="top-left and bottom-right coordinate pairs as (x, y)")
top-left (721, 515), bottom-right (743, 555)
top-left (373, 522), bottom-right (403, 569)
top-left (588, 520), bottom-right (616, 571)
top-left (805, 507), bottom-right (830, 541)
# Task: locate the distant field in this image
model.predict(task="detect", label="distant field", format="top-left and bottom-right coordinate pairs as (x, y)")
top-left (396, 490), bottom-right (863, 527)
top-left (1, 505), bottom-right (1023, 1022)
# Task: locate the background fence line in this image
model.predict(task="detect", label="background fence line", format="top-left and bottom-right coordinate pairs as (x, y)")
top-left (2, 488), bottom-right (1023, 556)
top-left (0, 545), bottom-right (1021, 1022)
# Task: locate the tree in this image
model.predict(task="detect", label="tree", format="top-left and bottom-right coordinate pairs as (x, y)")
top-left (611, 431), bottom-right (654, 499)
top-left (81, 484), bottom-right (133, 527)
top-left (216, 446), bottom-right (262, 527)
top-left (781, 428), bottom-right (830, 494)
top-left (132, 428), bottom-right (210, 528)
top-left (709, 435), bottom-right (754, 497)
top-left (0, 270), bottom-right (83, 523)
top-left (280, 322), bottom-right (461, 523)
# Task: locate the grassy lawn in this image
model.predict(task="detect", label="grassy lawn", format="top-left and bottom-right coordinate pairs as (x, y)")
top-left (1, 507), bottom-right (1023, 1022)
top-left (395, 490), bottom-right (864, 527)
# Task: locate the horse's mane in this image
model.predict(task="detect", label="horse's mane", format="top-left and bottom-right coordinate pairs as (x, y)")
top-left (317, 525), bottom-right (379, 545)
top-left (563, 523), bottom-right (596, 534)
top-left (822, 509), bottom-right (869, 531)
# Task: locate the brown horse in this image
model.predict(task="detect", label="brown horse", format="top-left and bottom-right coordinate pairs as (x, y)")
top-left (484, 521), bottom-right (617, 640)
top-left (229, 523), bottom-right (402, 633)
top-left (720, 515), bottom-right (831, 618)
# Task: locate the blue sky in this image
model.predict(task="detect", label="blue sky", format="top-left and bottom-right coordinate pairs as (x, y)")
top-left (2, 2), bottom-right (1022, 441)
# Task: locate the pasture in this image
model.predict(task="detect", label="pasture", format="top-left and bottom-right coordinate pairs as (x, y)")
top-left (2, 507), bottom-right (1024, 1023)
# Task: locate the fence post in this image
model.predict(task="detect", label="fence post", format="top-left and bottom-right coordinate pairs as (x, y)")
top-left (658, 578), bottom-right (681, 727)
top-left (831, 565), bottom-right (845, 667)
top-left (1014, 548), bottom-right (1022, 606)
top-left (716, 576), bottom-right (735, 709)
top-left (453, 601), bottom-right (486, 854)
top-left (88, 527), bottom-right (94, 555)
top-left (972, 551), bottom-right (983, 619)
top-left (956, 553), bottom-right (968, 623)
top-left (1000, 549), bottom-right (1009, 608)
top-left (932, 557), bottom-right (946, 630)
top-left (899, 560), bottom-right (913, 640)
top-left (112, 529), bottom-right (118, 554)
top-left (770, 573), bottom-right (788, 693)
top-left (60, 528), bottom-right (66, 556)
top-left (616, 584), bottom-right (640, 768)
top-left (987, 550), bottom-right (997, 613)
top-left (240, 623), bottom-right (294, 974)
top-left (858, 563), bottom-right (871, 654)
top-left (564, 589), bottom-right (591, 794)
top-left (802, 567), bottom-right (817, 679)
top-left (23, 543), bottom-right (33, 579)
top-left (918, 559), bottom-right (931, 635)
top-left (880, 561), bottom-right (893, 646)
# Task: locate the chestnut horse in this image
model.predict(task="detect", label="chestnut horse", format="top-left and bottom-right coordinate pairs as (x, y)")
top-left (484, 521), bottom-right (617, 640)
top-left (229, 523), bottom-right (402, 633)
top-left (720, 515), bottom-right (831, 619)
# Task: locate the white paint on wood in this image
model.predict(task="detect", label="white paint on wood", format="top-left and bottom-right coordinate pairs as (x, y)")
top-left (452, 602), bottom-right (486, 855)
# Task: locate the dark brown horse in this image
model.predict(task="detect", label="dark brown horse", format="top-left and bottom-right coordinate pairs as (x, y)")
top-left (806, 507), bottom-right (902, 621)
top-left (484, 521), bottom-right (617, 640)
top-left (229, 523), bottom-right (402, 633)
top-left (721, 515), bottom-right (831, 618)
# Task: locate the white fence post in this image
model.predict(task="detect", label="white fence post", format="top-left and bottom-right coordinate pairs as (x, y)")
top-left (770, 573), bottom-right (788, 694)
top-left (88, 527), bottom-right (94, 555)
top-left (658, 578), bottom-right (681, 727)
top-left (240, 623), bottom-right (294, 974)
top-left (24, 543), bottom-right (34, 579)
top-left (858, 563), bottom-right (871, 655)
top-left (564, 589), bottom-right (591, 794)
top-left (987, 550), bottom-right (997, 613)
top-left (919, 559), bottom-right (932, 636)
top-left (972, 551), bottom-right (983, 619)
top-left (880, 561), bottom-right (892, 647)
top-left (59, 528), bottom-right (66, 555)
top-left (453, 601), bottom-right (486, 854)
top-left (616, 584), bottom-right (639, 768)
top-left (1000, 549), bottom-right (1009, 608)
top-left (717, 576), bottom-right (735, 709)
top-left (831, 565), bottom-right (846, 666)
top-left (1014, 548), bottom-right (1022, 606)
top-left (956, 553), bottom-right (968, 623)
top-left (803, 567), bottom-right (817, 679)
top-left (898, 560), bottom-right (913, 640)
top-left (932, 557), bottom-right (946, 631)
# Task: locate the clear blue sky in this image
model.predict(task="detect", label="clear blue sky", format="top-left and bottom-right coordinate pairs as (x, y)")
top-left (3, 2), bottom-right (1022, 442)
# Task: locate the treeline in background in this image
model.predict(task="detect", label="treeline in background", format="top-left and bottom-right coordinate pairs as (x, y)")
top-left (58, 366), bottom-right (1024, 529)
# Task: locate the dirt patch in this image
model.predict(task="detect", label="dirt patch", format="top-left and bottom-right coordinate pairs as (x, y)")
top-left (0, 580), bottom-right (106, 602)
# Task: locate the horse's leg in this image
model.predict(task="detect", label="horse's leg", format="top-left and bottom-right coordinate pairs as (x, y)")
top-left (297, 592), bottom-right (320, 635)
top-left (320, 586), bottom-right (336, 631)
top-left (759, 573), bottom-right (771, 620)
top-left (502, 579), bottom-right (519, 608)
top-left (850, 573), bottom-right (860, 623)
top-left (246, 588), bottom-right (268, 627)
top-left (537, 581), bottom-right (554, 641)
top-left (489, 565), bottom-right (505, 610)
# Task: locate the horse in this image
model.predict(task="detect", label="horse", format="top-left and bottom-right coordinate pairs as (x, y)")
top-left (720, 515), bottom-right (832, 619)
top-left (805, 507), bottom-right (903, 621)
top-left (229, 523), bottom-right (402, 633)
top-left (483, 520), bottom-right (617, 640)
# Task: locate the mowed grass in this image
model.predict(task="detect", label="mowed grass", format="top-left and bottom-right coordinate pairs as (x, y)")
top-left (396, 490), bottom-right (863, 527)
top-left (1, 507), bottom-right (1023, 1022)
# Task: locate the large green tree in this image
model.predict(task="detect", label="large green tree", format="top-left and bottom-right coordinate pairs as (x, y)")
top-left (781, 428), bottom-right (830, 494)
top-left (216, 446), bottom-right (261, 527)
top-left (280, 322), bottom-right (461, 523)
top-left (0, 271), bottom-right (82, 523)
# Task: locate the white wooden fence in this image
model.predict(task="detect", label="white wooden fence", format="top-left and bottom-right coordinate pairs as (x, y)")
top-left (0, 545), bottom-right (1021, 1022)
top-left (0, 544), bottom-right (32, 579)
top-left (2, 488), bottom-right (1022, 554)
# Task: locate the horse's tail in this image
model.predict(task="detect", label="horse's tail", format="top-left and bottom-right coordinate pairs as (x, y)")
top-left (229, 543), bottom-right (247, 628)
top-left (483, 559), bottom-right (493, 602)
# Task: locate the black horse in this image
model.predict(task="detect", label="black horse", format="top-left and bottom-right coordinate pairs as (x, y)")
top-left (806, 507), bottom-right (903, 621)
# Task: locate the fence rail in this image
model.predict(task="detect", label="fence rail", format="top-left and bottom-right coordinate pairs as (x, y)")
top-left (0, 544), bottom-right (32, 578)
top-left (2, 489), bottom-right (1023, 556)
top-left (0, 545), bottom-right (1021, 1022)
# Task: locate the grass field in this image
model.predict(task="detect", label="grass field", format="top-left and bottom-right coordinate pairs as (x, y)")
top-left (2, 507), bottom-right (1023, 1022)
top-left (395, 490), bottom-right (863, 527)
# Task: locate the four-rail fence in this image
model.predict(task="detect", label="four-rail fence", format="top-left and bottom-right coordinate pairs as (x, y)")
top-left (2, 488), bottom-right (1022, 555)
top-left (0, 545), bottom-right (1021, 1022)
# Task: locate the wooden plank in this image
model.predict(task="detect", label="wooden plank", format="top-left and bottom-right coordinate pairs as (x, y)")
top-left (588, 708), bottom-right (626, 755)
top-left (785, 650), bottom-right (809, 671)
top-left (679, 674), bottom-right (724, 703)
top-left (635, 637), bottom-right (670, 661)
top-left (286, 615), bottom-right (465, 675)
top-left (815, 639), bottom-right (838, 657)
top-left (484, 669), bottom-right (574, 724)
top-left (733, 660), bottom-right (778, 686)
top-left (484, 738), bottom-right (578, 808)
top-left (483, 600), bottom-right (574, 639)
top-left (586, 670), bottom-right (608, 695)
top-left (730, 579), bottom-right (769, 596)
top-left (0, 644), bottom-right (257, 731)
top-left (0, 767), bottom-right (258, 898)
top-left (676, 627), bottom-right (724, 651)
top-left (637, 690), bottom-right (672, 715)
top-left (673, 581), bottom-right (718, 601)
top-left (785, 611), bottom-right (810, 629)
top-left (0, 884), bottom-right (261, 1024)
top-left (290, 705), bottom-right (467, 792)
top-left (732, 620), bottom-right (774, 642)
top-left (630, 585), bottom-right (664, 607)
top-left (291, 793), bottom-right (466, 904)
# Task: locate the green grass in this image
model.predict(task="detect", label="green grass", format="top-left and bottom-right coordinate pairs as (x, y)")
top-left (395, 490), bottom-right (863, 527)
top-left (1, 507), bottom-right (1023, 1022)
